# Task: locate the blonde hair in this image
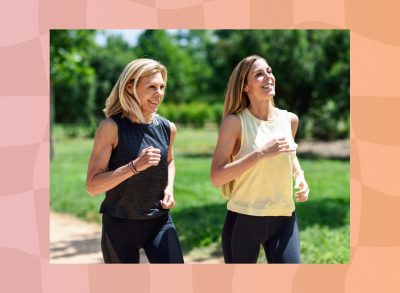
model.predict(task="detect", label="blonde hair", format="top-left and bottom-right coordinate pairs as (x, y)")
top-left (221, 55), bottom-right (274, 197)
top-left (104, 58), bottom-right (167, 123)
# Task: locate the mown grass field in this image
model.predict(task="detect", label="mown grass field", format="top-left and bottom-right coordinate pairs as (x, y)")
top-left (51, 125), bottom-right (349, 263)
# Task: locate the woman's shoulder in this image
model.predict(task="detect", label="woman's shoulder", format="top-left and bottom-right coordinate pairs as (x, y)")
top-left (287, 111), bottom-right (299, 124)
top-left (219, 113), bottom-right (241, 136)
top-left (153, 114), bottom-right (176, 137)
top-left (276, 108), bottom-right (298, 123)
top-left (154, 113), bottom-right (169, 124)
top-left (104, 113), bottom-right (125, 130)
top-left (96, 118), bottom-right (118, 138)
top-left (108, 112), bottom-right (123, 121)
top-left (154, 114), bottom-right (171, 129)
top-left (94, 118), bottom-right (118, 147)
top-left (99, 117), bottom-right (118, 130)
top-left (222, 113), bottom-right (241, 126)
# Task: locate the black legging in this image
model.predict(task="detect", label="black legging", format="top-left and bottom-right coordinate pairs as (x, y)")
top-left (222, 210), bottom-right (300, 263)
top-left (101, 213), bottom-right (184, 263)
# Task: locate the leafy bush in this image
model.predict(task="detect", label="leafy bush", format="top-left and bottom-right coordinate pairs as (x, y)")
top-left (52, 30), bottom-right (349, 140)
top-left (158, 102), bottom-right (222, 127)
top-left (53, 123), bottom-right (97, 140)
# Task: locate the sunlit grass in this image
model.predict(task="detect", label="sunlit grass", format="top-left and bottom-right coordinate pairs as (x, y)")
top-left (51, 126), bottom-right (349, 263)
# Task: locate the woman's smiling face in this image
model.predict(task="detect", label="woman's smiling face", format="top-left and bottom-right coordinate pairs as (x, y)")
top-left (135, 72), bottom-right (166, 118)
top-left (244, 58), bottom-right (276, 100)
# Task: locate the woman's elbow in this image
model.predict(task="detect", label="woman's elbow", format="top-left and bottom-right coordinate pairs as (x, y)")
top-left (86, 181), bottom-right (99, 197)
top-left (86, 187), bottom-right (97, 197)
top-left (210, 170), bottom-right (223, 187)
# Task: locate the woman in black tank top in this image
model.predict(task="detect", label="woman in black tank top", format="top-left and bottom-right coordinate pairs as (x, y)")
top-left (86, 58), bottom-right (184, 263)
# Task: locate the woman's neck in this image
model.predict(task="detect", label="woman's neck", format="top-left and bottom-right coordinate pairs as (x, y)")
top-left (248, 100), bottom-right (275, 121)
top-left (128, 112), bottom-right (154, 124)
top-left (143, 113), bottom-right (153, 124)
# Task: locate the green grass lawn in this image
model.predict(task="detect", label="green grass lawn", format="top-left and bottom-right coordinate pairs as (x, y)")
top-left (51, 125), bottom-right (349, 263)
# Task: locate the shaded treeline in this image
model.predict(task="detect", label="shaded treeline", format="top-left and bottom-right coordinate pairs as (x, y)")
top-left (50, 29), bottom-right (349, 140)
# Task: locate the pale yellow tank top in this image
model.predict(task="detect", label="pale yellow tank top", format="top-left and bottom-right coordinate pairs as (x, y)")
top-left (227, 108), bottom-right (297, 216)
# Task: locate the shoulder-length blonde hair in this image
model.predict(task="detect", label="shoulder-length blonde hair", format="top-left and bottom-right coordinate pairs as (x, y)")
top-left (221, 55), bottom-right (274, 197)
top-left (104, 58), bottom-right (167, 123)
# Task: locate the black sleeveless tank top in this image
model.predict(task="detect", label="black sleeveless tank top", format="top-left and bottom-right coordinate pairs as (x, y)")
top-left (99, 113), bottom-right (171, 220)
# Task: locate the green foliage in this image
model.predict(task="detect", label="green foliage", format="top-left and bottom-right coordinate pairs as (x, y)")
top-left (53, 124), bottom-right (97, 140)
top-left (89, 32), bottom-right (137, 118)
top-left (50, 30), bottom-right (97, 125)
top-left (136, 30), bottom-right (200, 103)
top-left (212, 103), bottom-right (224, 125)
top-left (51, 29), bottom-right (349, 140)
top-left (158, 102), bottom-right (222, 127)
top-left (305, 101), bottom-right (350, 140)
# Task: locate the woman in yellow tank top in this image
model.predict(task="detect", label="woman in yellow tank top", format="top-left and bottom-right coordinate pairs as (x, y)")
top-left (211, 55), bottom-right (310, 263)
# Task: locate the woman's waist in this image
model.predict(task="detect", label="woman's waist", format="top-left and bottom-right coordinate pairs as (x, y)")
top-left (227, 199), bottom-right (295, 217)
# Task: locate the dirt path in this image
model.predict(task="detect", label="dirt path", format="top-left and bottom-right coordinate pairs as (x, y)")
top-left (50, 212), bottom-right (223, 264)
top-left (298, 139), bottom-right (349, 158)
top-left (50, 212), bottom-right (108, 264)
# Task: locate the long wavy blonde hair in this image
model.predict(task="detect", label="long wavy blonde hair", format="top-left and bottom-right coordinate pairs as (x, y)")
top-left (104, 58), bottom-right (167, 123)
top-left (221, 55), bottom-right (274, 197)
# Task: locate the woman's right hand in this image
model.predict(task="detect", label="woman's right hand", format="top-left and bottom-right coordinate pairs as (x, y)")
top-left (257, 137), bottom-right (296, 159)
top-left (134, 146), bottom-right (161, 171)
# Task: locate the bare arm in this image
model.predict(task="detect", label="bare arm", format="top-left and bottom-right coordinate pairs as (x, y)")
top-left (288, 112), bottom-right (309, 202)
top-left (86, 118), bottom-right (132, 196)
top-left (210, 114), bottom-right (294, 187)
top-left (86, 118), bottom-right (162, 196)
top-left (288, 112), bottom-right (303, 174)
top-left (160, 122), bottom-right (177, 209)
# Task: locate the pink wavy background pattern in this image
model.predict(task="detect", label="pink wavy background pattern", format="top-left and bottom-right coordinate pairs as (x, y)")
top-left (1, 0), bottom-right (400, 292)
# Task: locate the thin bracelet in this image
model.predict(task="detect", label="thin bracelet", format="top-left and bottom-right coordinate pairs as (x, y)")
top-left (128, 161), bottom-right (139, 174)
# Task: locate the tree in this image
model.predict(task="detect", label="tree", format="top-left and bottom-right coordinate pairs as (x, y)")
top-left (50, 30), bottom-right (97, 158)
top-left (135, 30), bottom-right (198, 103)
top-left (89, 32), bottom-right (137, 119)
top-left (50, 30), bottom-right (97, 124)
top-left (50, 29), bottom-right (349, 140)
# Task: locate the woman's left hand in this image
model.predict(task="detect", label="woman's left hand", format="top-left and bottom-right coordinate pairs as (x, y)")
top-left (160, 189), bottom-right (175, 209)
top-left (294, 174), bottom-right (310, 202)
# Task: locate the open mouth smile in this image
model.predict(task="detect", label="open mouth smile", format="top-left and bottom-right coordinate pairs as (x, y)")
top-left (148, 100), bottom-right (159, 106)
top-left (262, 84), bottom-right (274, 89)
